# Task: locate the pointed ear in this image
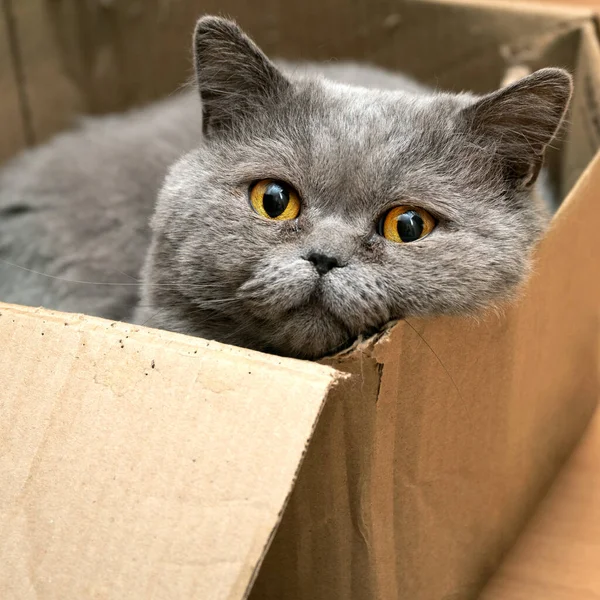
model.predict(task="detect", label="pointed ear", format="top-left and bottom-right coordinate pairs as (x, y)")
top-left (193, 16), bottom-right (291, 135)
top-left (461, 68), bottom-right (573, 187)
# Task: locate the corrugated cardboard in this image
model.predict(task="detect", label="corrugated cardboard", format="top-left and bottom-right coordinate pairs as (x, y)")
top-left (481, 410), bottom-right (600, 599)
top-left (1, 1), bottom-right (599, 599)
top-left (0, 0), bottom-right (84, 161)
top-left (0, 306), bottom-right (343, 599)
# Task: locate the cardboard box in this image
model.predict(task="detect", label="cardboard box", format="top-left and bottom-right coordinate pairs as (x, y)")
top-left (1, 1), bottom-right (599, 599)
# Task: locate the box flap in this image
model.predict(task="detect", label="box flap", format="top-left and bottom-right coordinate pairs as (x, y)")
top-left (0, 304), bottom-right (343, 600)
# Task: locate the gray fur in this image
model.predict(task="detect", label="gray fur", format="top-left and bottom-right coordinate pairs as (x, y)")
top-left (0, 16), bottom-right (571, 359)
top-left (0, 92), bottom-right (201, 319)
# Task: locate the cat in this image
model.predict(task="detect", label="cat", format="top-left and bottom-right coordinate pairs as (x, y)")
top-left (0, 16), bottom-right (572, 359)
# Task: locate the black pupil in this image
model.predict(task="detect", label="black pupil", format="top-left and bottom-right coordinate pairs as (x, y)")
top-left (397, 210), bottom-right (424, 242)
top-left (262, 182), bottom-right (290, 218)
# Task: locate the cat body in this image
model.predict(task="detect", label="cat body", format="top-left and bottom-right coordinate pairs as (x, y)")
top-left (0, 17), bottom-right (571, 358)
top-left (0, 92), bottom-right (201, 319)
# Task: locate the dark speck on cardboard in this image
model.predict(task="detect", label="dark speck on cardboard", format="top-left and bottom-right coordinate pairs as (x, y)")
top-left (151, 360), bottom-right (155, 369)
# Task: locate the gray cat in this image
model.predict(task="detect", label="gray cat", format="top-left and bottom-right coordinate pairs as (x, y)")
top-left (0, 17), bottom-right (572, 359)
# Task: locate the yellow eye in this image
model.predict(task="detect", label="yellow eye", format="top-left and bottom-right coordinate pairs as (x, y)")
top-left (249, 179), bottom-right (301, 220)
top-left (380, 206), bottom-right (435, 243)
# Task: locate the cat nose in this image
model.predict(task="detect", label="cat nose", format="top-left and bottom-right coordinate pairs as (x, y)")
top-left (306, 252), bottom-right (341, 276)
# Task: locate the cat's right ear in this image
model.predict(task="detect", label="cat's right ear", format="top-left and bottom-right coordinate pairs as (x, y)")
top-left (194, 16), bottom-right (291, 136)
top-left (460, 68), bottom-right (572, 188)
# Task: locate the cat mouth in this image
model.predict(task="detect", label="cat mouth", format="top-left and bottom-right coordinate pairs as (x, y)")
top-left (236, 286), bottom-right (390, 359)
top-left (291, 296), bottom-right (348, 326)
top-left (237, 274), bottom-right (386, 356)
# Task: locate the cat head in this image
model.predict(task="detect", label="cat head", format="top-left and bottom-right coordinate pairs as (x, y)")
top-left (142, 16), bottom-right (572, 359)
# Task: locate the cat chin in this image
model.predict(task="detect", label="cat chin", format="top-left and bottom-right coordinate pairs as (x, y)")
top-left (238, 297), bottom-right (394, 358)
top-left (137, 296), bottom-right (352, 359)
top-left (231, 302), bottom-right (353, 359)
top-left (233, 280), bottom-right (389, 358)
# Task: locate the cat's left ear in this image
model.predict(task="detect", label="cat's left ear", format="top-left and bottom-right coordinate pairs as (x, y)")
top-left (194, 16), bottom-right (291, 136)
top-left (461, 68), bottom-right (573, 187)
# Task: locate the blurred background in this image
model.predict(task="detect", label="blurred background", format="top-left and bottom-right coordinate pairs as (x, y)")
top-left (0, 1), bottom-right (591, 152)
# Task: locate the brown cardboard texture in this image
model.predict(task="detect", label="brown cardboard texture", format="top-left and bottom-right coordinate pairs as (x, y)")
top-left (0, 306), bottom-right (344, 599)
top-left (1, 1), bottom-right (600, 599)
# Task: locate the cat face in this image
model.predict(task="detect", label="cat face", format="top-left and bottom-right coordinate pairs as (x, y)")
top-left (140, 17), bottom-right (572, 359)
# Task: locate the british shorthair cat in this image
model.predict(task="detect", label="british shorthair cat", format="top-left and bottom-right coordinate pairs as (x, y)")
top-left (0, 17), bottom-right (572, 358)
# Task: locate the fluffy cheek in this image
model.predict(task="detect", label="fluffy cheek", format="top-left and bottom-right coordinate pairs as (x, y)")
top-left (172, 199), bottom-right (282, 288)
top-left (264, 309), bottom-right (352, 359)
top-left (237, 257), bottom-right (394, 352)
top-left (236, 255), bottom-right (317, 316)
top-left (234, 256), bottom-right (354, 358)
top-left (321, 265), bottom-right (393, 333)
top-left (378, 235), bottom-right (532, 317)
